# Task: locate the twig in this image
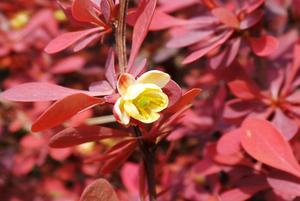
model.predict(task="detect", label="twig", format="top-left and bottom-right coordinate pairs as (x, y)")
top-left (116, 0), bottom-right (129, 74)
top-left (134, 126), bottom-right (157, 201)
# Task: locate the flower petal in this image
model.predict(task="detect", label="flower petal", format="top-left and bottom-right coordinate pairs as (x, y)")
top-left (117, 73), bottom-right (136, 96)
top-left (113, 98), bottom-right (130, 125)
top-left (124, 83), bottom-right (161, 100)
top-left (136, 70), bottom-right (170, 88)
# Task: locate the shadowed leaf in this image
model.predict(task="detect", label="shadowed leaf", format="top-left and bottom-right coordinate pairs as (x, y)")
top-left (32, 93), bottom-right (104, 132)
top-left (79, 178), bottom-right (119, 201)
top-left (50, 125), bottom-right (128, 148)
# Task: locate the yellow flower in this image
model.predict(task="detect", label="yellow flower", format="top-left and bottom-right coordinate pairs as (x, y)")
top-left (10, 12), bottom-right (29, 30)
top-left (113, 70), bottom-right (170, 125)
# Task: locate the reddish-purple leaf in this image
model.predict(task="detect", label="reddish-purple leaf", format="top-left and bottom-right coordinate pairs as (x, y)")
top-left (149, 10), bottom-right (186, 31)
top-left (32, 93), bottom-right (104, 132)
top-left (182, 30), bottom-right (233, 64)
top-left (79, 178), bottom-right (119, 201)
top-left (267, 172), bottom-right (300, 198)
top-left (163, 79), bottom-right (182, 107)
top-left (159, 0), bottom-right (198, 13)
top-left (104, 49), bottom-right (117, 89)
top-left (272, 109), bottom-right (298, 140)
top-left (223, 99), bottom-right (266, 119)
top-left (211, 7), bottom-right (240, 28)
top-left (100, 141), bottom-right (137, 174)
top-left (44, 28), bottom-right (102, 54)
top-left (128, 0), bottom-right (157, 68)
top-left (126, 58), bottom-right (147, 77)
top-left (49, 125), bottom-right (128, 148)
top-left (167, 30), bottom-right (213, 48)
top-left (241, 118), bottom-right (300, 178)
top-left (228, 80), bottom-right (263, 100)
top-left (50, 56), bottom-right (86, 74)
top-left (286, 90), bottom-right (300, 103)
top-left (88, 80), bottom-right (114, 94)
top-left (249, 35), bottom-right (279, 56)
top-left (72, 0), bottom-right (103, 25)
top-left (0, 82), bottom-right (108, 102)
top-left (217, 129), bottom-right (241, 155)
top-left (121, 163), bottom-right (139, 196)
top-left (72, 32), bottom-right (102, 52)
top-left (226, 38), bottom-right (241, 66)
top-left (164, 88), bottom-right (201, 114)
top-left (239, 10), bottom-right (263, 30)
top-left (220, 175), bottom-right (269, 201)
top-left (245, 0), bottom-right (264, 14)
top-left (100, 0), bottom-right (112, 22)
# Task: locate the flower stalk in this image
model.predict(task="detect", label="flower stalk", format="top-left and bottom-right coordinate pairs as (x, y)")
top-left (134, 126), bottom-right (157, 201)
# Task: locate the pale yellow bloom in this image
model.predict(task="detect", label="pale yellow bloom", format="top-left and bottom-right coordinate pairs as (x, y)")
top-left (10, 12), bottom-right (29, 29)
top-left (113, 70), bottom-right (170, 125)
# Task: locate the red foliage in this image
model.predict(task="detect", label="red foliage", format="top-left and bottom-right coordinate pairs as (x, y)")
top-left (1, 0), bottom-right (300, 200)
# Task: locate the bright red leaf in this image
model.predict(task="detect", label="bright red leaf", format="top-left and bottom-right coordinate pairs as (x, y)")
top-left (241, 118), bottom-right (300, 178)
top-left (211, 7), bottom-right (240, 28)
top-left (44, 27), bottom-right (102, 54)
top-left (127, 0), bottom-right (157, 68)
top-left (249, 35), bottom-right (279, 56)
top-left (32, 93), bottom-right (104, 132)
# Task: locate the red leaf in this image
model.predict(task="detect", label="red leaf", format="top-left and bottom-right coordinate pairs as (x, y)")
top-left (220, 175), bottom-right (269, 201)
top-left (267, 172), bottom-right (300, 198)
top-left (182, 30), bottom-right (233, 64)
top-left (121, 163), bottom-right (139, 196)
top-left (249, 35), bottom-right (279, 56)
top-left (0, 82), bottom-right (108, 102)
top-left (32, 93), bottom-right (104, 132)
top-left (72, 0), bottom-right (104, 25)
top-left (49, 148), bottom-right (72, 161)
top-left (217, 129), bottom-right (241, 155)
top-left (100, 0), bottom-right (113, 22)
top-left (241, 118), bottom-right (300, 178)
top-left (100, 141), bottom-right (137, 174)
top-left (49, 125), bottom-right (128, 148)
top-left (79, 178), bottom-right (119, 201)
top-left (126, 58), bottom-right (147, 77)
top-left (88, 80), bottom-right (114, 94)
top-left (163, 80), bottom-right (182, 107)
top-left (148, 10), bottom-right (186, 31)
top-left (104, 49), bottom-right (117, 89)
top-left (239, 10), bottom-right (263, 30)
top-left (164, 88), bottom-right (201, 114)
top-left (228, 80), bottom-right (263, 100)
top-left (50, 56), bottom-right (86, 74)
top-left (72, 32), bottom-right (103, 52)
top-left (44, 28), bottom-right (102, 54)
top-left (128, 0), bottom-right (157, 68)
top-left (159, 0), bottom-right (198, 13)
top-left (272, 109), bottom-right (298, 140)
top-left (211, 7), bottom-right (240, 28)
top-left (223, 99), bottom-right (266, 119)
top-left (167, 30), bottom-right (213, 48)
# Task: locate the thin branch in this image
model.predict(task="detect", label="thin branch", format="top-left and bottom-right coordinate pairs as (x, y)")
top-left (134, 126), bottom-right (157, 201)
top-left (116, 0), bottom-right (129, 74)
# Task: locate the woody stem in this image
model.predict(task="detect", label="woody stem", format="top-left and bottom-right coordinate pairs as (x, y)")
top-left (134, 126), bottom-right (157, 201)
top-left (116, 0), bottom-right (129, 74)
